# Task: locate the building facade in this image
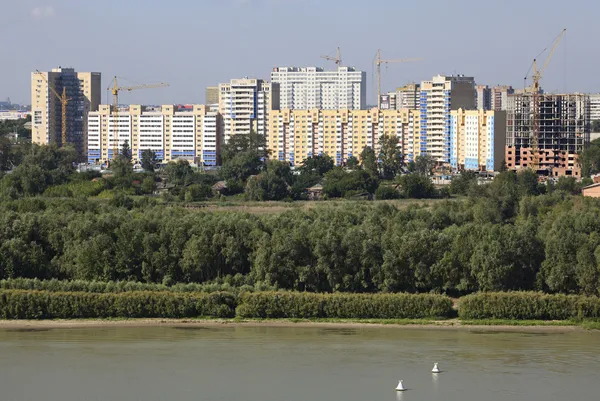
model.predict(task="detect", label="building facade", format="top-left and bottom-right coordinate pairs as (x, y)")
top-left (491, 85), bottom-right (514, 111)
top-left (218, 78), bottom-right (279, 142)
top-left (87, 104), bottom-right (220, 166)
top-left (266, 108), bottom-right (421, 167)
top-left (270, 66), bottom-right (366, 110)
top-left (505, 92), bottom-right (589, 177)
top-left (475, 85), bottom-right (491, 110)
top-left (450, 109), bottom-right (506, 172)
top-left (31, 68), bottom-right (101, 159)
top-left (589, 93), bottom-right (600, 124)
top-left (419, 75), bottom-right (476, 163)
top-left (205, 86), bottom-right (219, 105)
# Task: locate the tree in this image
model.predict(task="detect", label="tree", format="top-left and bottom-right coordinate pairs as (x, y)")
top-left (165, 159), bottom-right (192, 185)
top-left (298, 155), bottom-right (334, 177)
top-left (378, 135), bottom-right (403, 179)
top-left (0, 136), bottom-right (11, 171)
top-left (578, 138), bottom-right (600, 177)
top-left (185, 184), bottom-right (212, 202)
top-left (360, 146), bottom-right (378, 177)
top-left (346, 156), bottom-right (359, 169)
top-left (323, 167), bottom-right (379, 198)
top-left (140, 150), bottom-right (157, 172)
top-left (221, 132), bottom-right (268, 184)
top-left (397, 173), bottom-right (436, 199)
top-left (592, 120), bottom-right (600, 132)
top-left (245, 160), bottom-right (291, 201)
top-left (554, 176), bottom-right (580, 195)
top-left (449, 171), bottom-right (478, 195)
top-left (110, 156), bottom-right (133, 179)
top-left (414, 155), bottom-right (436, 175)
top-left (121, 140), bottom-right (132, 162)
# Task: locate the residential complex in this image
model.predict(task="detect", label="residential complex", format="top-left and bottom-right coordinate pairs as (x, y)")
top-left (31, 67), bottom-right (101, 159)
top-left (266, 108), bottom-right (421, 166)
top-left (87, 104), bottom-right (220, 166)
top-left (419, 75), bottom-right (476, 162)
top-left (491, 86), bottom-right (514, 111)
top-left (450, 109), bottom-right (506, 172)
top-left (270, 66), bottom-right (366, 110)
top-left (379, 84), bottom-right (421, 111)
top-left (475, 85), bottom-right (491, 110)
top-left (218, 78), bottom-right (279, 142)
top-left (505, 92), bottom-right (590, 177)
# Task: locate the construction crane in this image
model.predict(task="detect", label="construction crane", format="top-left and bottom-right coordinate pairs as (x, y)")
top-left (524, 28), bottom-right (566, 172)
top-left (35, 70), bottom-right (71, 147)
top-left (375, 49), bottom-right (422, 108)
top-left (107, 76), bottom-right (169, 161)
top-left (321, 47), bottom-right (342, 67)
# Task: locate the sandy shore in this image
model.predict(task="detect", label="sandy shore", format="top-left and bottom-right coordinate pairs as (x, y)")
top-left (0, 318), bottom-right (585, 333)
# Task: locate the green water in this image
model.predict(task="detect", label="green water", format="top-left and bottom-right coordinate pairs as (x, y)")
top-left (0, 325), bottom-right (598, 401)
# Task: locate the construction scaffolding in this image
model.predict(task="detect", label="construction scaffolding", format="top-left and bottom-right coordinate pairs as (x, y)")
top-left (506, 93), bottom-right (590, 177)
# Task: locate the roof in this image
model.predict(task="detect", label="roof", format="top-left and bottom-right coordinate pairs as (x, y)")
top-left (582, 183), bottom-right (600, 190)
top-left (307, 184), bottom-right (323, 191)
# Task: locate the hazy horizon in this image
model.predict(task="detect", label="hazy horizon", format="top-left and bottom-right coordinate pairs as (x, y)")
top-left (1, 0), bottom-right (597, 106)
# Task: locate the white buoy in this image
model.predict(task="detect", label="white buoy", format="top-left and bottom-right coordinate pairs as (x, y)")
top-left (432, 363), bottom-right (440, 373)
top-left (395, 380), bottom-right (406, 391)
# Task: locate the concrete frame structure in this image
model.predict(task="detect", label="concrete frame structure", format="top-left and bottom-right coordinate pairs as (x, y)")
top-left (506, 92), bottom-right (590, 177)
top-left (218, 78), bottom-right (279, 142)
top-left (419, 75), bottom-right (476, 163)
top-left (450, 109), bottom-right (506, 172)
top-left (270, 66), bottom-right (366, 110)
top-left (87, 104), bottom-right (220, 166)
top-left (266, 108), bottom-right (421, 166)
top-left (31, 67), bottom-right (101, 160)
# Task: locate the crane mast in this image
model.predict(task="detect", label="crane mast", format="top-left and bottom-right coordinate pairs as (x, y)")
top-left (375, 50), bottom-right (422, 108)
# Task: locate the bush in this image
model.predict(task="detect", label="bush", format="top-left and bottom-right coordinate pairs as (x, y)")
top-left (375, 185), bottom-right (400, 200)
top-left (0, 290), bottom-right (236, 319)
top-left (458, 292), bottom-right (600, 320)
top-left (236, 292), bottom-right (454, 319)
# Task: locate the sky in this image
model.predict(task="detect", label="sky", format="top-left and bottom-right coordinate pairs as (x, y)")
top-left (0, 0), bottom-right (597, 106)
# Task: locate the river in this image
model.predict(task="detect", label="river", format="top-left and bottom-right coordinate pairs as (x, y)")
top-left (0, 325), bottom-right (598, 401)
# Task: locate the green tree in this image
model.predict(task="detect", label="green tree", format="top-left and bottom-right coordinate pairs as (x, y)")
top-left (140, 149), bottom-right (157, 172)
top-left (298, 155), bottom-right (334, 177)
top-left (346, 156), bottom-right (359, 169)
top-left (360, 146), bottom-right (378, 177)
top-left (554, 176), bottom-right (580, 194)
top-left (165, 159), bottom-right (193, 185)
top-left (378, 135), bottom-right (403, 179)
top-left (397, 173), bottom-right (436, 199)
top-left (110, 156), bottom-right (133, 179)
top-left (185, 184), bottom-right (212, 202)
top-left (414, 155), bottom-right (436, 175)
top-left (449, 171), bottom-right (478, 195)
top-left (141, 177), bottom-right (155, 194)
top-left (121, 140), bottom-right (132, 162)
top-left (592, 120), bottom-right (600, 132)
top-left (245, 161), bottom-right (291, 201)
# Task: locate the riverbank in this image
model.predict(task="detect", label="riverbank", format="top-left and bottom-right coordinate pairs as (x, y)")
top-left (0, 318), bottom-right (593, 333)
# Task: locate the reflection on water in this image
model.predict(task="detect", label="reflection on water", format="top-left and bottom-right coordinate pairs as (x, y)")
top-left (0, 325), bottom-right (598, 401)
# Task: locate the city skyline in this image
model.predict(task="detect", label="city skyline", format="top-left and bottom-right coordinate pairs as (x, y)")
top-left (1, 0), bottom-right (598, 105)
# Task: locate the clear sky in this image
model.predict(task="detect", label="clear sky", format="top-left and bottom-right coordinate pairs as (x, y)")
top-left (0, 0), bottom-right (596, 106)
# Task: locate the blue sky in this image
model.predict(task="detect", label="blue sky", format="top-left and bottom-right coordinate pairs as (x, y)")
top-left (0, 0), bottom-right (596, 105)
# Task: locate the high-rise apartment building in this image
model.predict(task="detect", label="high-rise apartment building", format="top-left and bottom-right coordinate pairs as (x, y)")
top-left (491, 85), bottom-right (514, 111)
top-left (506, 92), bottom-right (589, 177)
top-left (267, 108), bottom-right (421, 166)
top-left (589, 93), bottom-right (600, 123)
top-left (450, 109), bottom-right (506, 172)
top-left (87, 104), bottom-right (220, 166)
top-left (475, 85), bottom-right (491, 110)
top-left (31, 67), bottom-right (101, 159)
top-left (419, 75), bottom-right (476, 162)
top-left (205, 86), bottom-right (219, 105)
top-left (270, 66), bottom-right (366, 110)
top-left (395, 84), bottom-right (420, 109)
top-left (218, 78), bottom-right (279, 142)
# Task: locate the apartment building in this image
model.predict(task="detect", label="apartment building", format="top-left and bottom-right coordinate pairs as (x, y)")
top-left (266, 108), bottom-right (421, 166)
top-left (31, 67), bottom-right (101, 159)
top-left (450, 109), bottom-right (506, 172)
top-left (475, 85), bottom-right (491, 110)
top-left (505, 92), bottom-right (589, 177)
top-left (205, 86), bottom-right (219, 105)
top-left (87, 104), bottom-right (220, 166)
top-left (218, 78), bottom-right (279, 142)
top-left (270, 66), bottom-right (366, 110)
top-left (491, 86), bottom-right (514, 111)
top-left (589, 93), bottom-right (600, 123)
top-left (419, 74), bottom-right (476, 163)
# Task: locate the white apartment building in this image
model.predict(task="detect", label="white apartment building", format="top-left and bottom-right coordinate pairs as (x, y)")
top-left (87, 104), bottom-right (220, 166)
top-left (270, 67), bottom-right (366, 110)
top-left (218, 78), bottom-right (279, 142)
top-left (419, 74), bottom-right (476, 163)
top-left (589, 94), bottom-right (600, 124)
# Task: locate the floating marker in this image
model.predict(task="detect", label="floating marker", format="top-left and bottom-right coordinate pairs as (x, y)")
top-left (395, 380), bottom-right (406, 391)
top-left (432, 363), bottom-right (440, 373)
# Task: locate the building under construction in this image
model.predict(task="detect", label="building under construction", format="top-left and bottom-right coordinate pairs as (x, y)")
top-left (505, 92), bottom-right (590, 177)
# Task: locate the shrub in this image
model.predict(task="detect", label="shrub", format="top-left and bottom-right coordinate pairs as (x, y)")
top-left (236, 292), bottom-right (454, 319)
top-left (375, 185), bottom-right (400, 200)
top-left (458, 292), bottom-right (600, 320)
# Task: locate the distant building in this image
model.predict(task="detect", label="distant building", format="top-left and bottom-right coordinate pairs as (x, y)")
top-left (475, 85), bottom-right (491, 110)
top-left (218, 78), bottom-right (279, 141)
top-left (0, 110), bottom-right (31, 121)
top-left (419, 74), bottom-right (476, 163)
top-left (31, 67), bottom-right (101, 159)
top-left (205, 86), bottom-right (219, 105)
top-left (395, 83), bottom-right (420, 109)
top-left (87, 104), bottom-right (220, 166)
top-left (270, 66), bottom-right (366, 110)
top-left (589, 93), bottom-right (600, 124)
top-left (582, 183), bottom-right (600, 198)
top-left (450, 109), bottom-right (506, 172)
top-left (491, 86), bottom-right (514, 111)
top-left (267, 108), bottom-right (421, 166)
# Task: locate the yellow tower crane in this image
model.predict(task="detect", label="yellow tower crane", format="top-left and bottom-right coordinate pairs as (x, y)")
top-left (35, 70), bottom-right (71, 147)
top-left (525, 28), bottom-right (566, 172)
top-left (107, 76), bottom-right (169, 161)
top-left (321, 47), bottom-right (342, 66)
top-left (375, 50), bottom-right (422, 108)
